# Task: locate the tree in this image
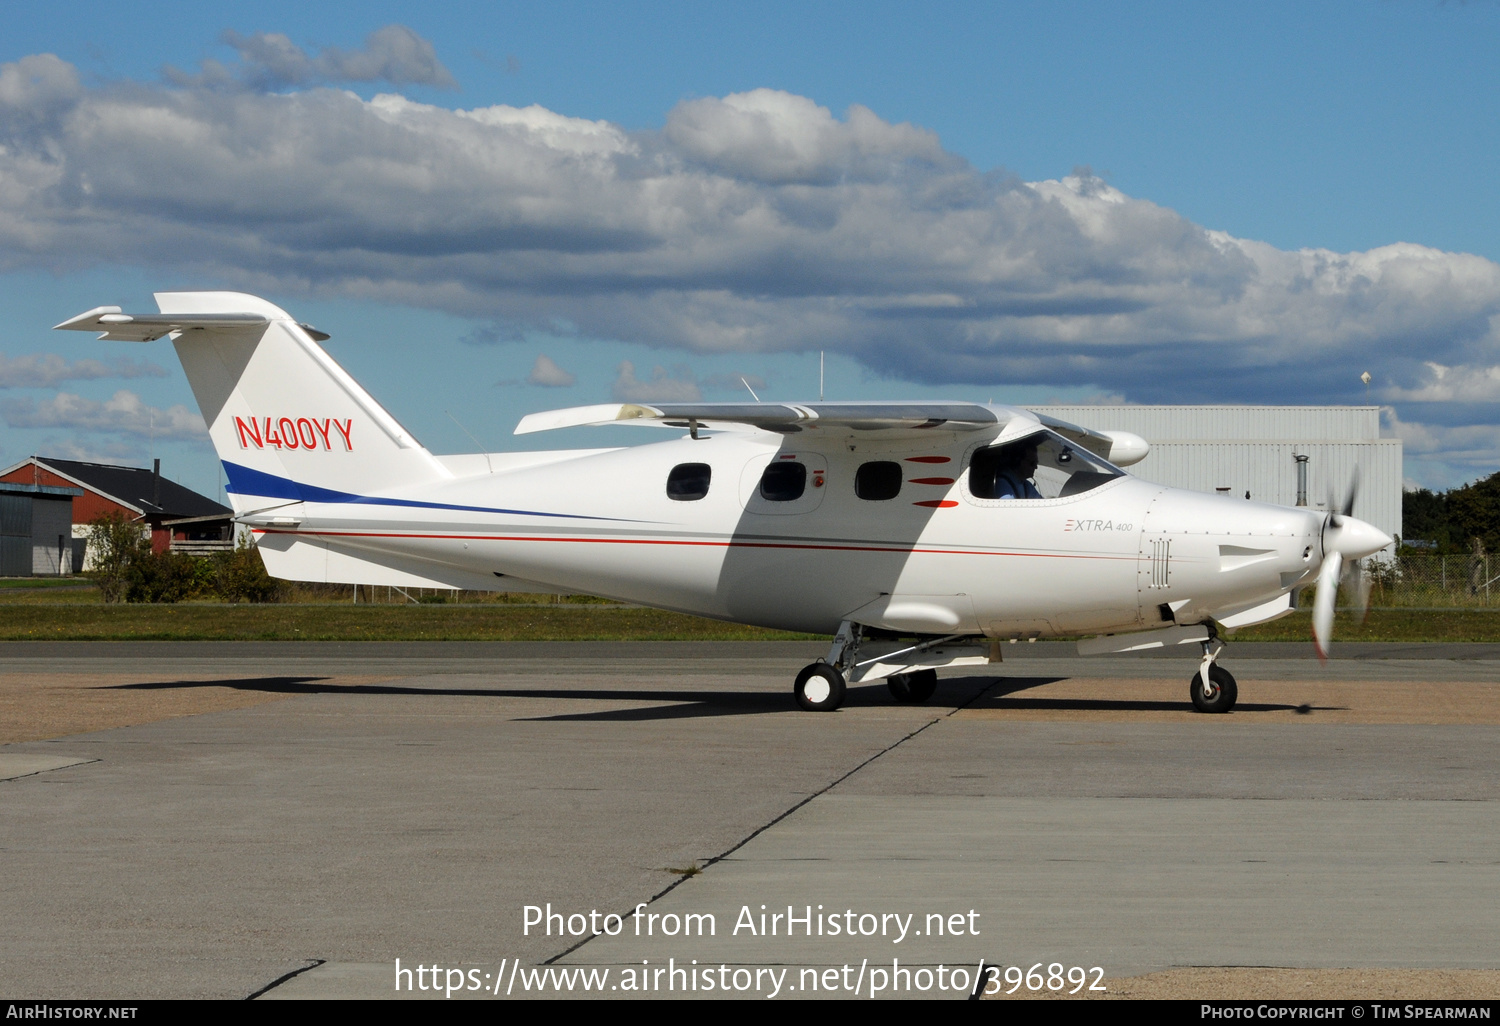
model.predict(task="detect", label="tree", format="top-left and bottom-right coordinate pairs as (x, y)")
top-left (1448, 471), bottom-right (1500, 558)
top-left (86, 512), bottom-right (150, 604)
top-left (1401, 487), bottom-right (1453, 550)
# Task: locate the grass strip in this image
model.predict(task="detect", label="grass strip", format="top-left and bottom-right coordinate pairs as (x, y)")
top-left (3, 600), bottom-right (1500, 643)
top-left (1232, 608), bottom-right (1500, 643)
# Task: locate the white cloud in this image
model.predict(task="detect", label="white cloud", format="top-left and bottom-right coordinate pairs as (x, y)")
top-left (167, 25), bottom-right (456, 91)
top-left (1382, 361), bottom-right (1500, 403)
top-left (527, 353), bottom-right (575, 387)
top-left (611, 361), bottom-right (702, 402)
top-left (701, 371), bottom-right (766, 395)
top-left (0, 390), bottom-right (206, 439)
top-left (1381, 406), bottom-right (1500, 489)
top-left (663, 89), bottom-right (950, 184)
top-left (1, 48), bottom-right (1499, 413)
top-left (35, 437), bottom-right (143, 464)
top-left (0, 352), bottom-right (168, 388)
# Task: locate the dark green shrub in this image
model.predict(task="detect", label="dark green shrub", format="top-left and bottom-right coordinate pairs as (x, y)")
top-left (125, 549), bottom-right (202, 603)
top-left (211, 537), bottom-right (284, 603)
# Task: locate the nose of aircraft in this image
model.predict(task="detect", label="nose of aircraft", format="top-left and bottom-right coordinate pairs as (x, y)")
top-left (1323, 514), bottom-right (1393, 561)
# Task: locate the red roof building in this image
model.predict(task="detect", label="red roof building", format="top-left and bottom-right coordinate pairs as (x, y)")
top-left (0, 457), bottom-right (233, 563)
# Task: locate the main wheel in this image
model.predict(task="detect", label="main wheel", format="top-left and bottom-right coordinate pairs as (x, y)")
top-left (1189, 664), bottom-right (1238, 713)
top-left (794, 663), bottom-right (847, 712)
top-left (887, 669), bottom-right (938, 704)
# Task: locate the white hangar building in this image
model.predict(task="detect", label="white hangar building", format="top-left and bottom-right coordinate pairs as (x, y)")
top-left (1027, 405), bottom-right (1402, 551)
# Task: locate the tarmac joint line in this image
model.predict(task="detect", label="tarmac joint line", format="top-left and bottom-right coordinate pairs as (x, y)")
top-left (0, 753), bottom-right (98, 781)
top-left (540, 675), bottom-right (1005, 966)
top-left (246, 959), bottom-right (326, 1000)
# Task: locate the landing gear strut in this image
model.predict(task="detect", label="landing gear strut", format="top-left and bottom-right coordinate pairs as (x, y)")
top-left (1189, 628), bottom-right (1237, 713)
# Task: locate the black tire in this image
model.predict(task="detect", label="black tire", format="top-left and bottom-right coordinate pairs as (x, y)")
top-left (888, 669), bottom-right (938, 703)
top-left (795, 663), bottom-right (846, 712)
top-left (1189, 664), bottom-right (1238, 713)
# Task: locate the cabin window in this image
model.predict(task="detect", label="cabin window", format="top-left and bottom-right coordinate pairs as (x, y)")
top-left (667, 463), bottom-right (712, 501)
top-left (855, 461), bottom-right (902, 500)
top-left (759, 461), bottom-right (807, 502)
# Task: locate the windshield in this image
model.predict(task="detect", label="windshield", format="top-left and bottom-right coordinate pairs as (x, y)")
top-left (968, 430), bottom-right (1123, 500)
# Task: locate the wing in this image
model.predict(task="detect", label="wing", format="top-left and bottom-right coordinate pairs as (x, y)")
top-left (515, 401), bottom-right (1005, 438)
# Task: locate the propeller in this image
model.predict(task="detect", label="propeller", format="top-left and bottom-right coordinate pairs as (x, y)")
top-left (1311, 470), bottom-right (1391, 659)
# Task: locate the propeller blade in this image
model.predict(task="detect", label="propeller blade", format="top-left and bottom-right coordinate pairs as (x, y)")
top-left (1342, 467), bottom-right (1360, 518)
top-left (1312, 552), bottom-right (1342, 661)
top-left (1346, 558), bottom-right (1373, 622)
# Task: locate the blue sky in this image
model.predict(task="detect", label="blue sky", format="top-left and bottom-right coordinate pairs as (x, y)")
top-left (3, 1), bottom-right (1499, 500)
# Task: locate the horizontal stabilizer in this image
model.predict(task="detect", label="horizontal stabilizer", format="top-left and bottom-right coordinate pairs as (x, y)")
top-left (55, 306), bottom-right (270, 342)
top-left (55, 306), bottom-right (330, 343)
top-left (516, 401), bottom-right (1003, 437)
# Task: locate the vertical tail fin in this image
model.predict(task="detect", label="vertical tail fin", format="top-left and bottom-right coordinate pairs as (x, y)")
top-left (57, 291), bottom-right (450, 513)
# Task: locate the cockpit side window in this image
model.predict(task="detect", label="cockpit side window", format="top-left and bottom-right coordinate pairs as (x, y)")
top-left (667, 463), bottom-right (712, 501)
top-left (968, 430), bottom-right (1122, 500)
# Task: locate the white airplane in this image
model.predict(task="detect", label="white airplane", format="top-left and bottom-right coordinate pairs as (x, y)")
top-left (57, 292), bottom-right (1392, 713)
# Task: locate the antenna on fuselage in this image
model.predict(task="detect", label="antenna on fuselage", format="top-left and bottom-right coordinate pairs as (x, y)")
top-left (740, 376), bottom-right (761, 402)
top-left (446, 410), bottom-right (493, 474)
top-left (820, 351), bottom-right (824, 401)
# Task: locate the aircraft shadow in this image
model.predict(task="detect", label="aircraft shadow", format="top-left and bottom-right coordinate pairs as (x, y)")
top-left (103, 676), bottom-right (999, 721)
top-left (977, 677), bottom-right (1344, 714)
top-left (103, 675), bottom-right (1341, 718)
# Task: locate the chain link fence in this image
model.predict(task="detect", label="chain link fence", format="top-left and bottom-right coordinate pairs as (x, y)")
top-left (1360, 553), bottom-right (1500, 607)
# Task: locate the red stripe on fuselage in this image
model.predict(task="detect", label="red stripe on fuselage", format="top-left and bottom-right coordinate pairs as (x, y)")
top-left (250, 528), bottom-right (1136, 561)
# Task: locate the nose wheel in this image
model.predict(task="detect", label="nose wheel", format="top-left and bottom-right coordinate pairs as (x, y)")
top-left (1190, 665), bottom-right (1237, 713)
top-left (1188, 630), bottom-right (1237, 713)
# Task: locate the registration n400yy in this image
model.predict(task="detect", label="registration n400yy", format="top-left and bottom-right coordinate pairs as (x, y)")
top-left (57, 293), bottom-right (1392, 712)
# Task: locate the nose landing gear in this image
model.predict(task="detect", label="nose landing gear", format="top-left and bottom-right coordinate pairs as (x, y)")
top-left (1189, 630), bottom-right (1237, 713)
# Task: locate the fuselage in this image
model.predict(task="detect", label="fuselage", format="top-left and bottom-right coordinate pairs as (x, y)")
top-left (244, 426), bottom-right (1325, 637)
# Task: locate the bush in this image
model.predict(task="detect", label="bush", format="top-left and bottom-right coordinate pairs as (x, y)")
top-left (210, 536), bottom-right (284, 603)
top-left (125, 549), bottom-right (204, 603)
top-left (87, 514), bottom-right (282, 604)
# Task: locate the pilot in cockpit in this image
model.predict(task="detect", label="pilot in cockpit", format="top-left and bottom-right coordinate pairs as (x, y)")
top-left (994, 440), bottom-right (1043, 499)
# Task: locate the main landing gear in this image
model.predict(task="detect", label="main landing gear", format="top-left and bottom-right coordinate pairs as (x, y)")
top-left (795, 621), bottom-right (857, 712)
top-left (794, 622), bottom-right (974, 711)
top-left (886, 669), bottom-right (938, 703)
top-left (794, 663), bottom-right (846, 712)
top-left (1189, 628), bottom-right (1237, 713)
